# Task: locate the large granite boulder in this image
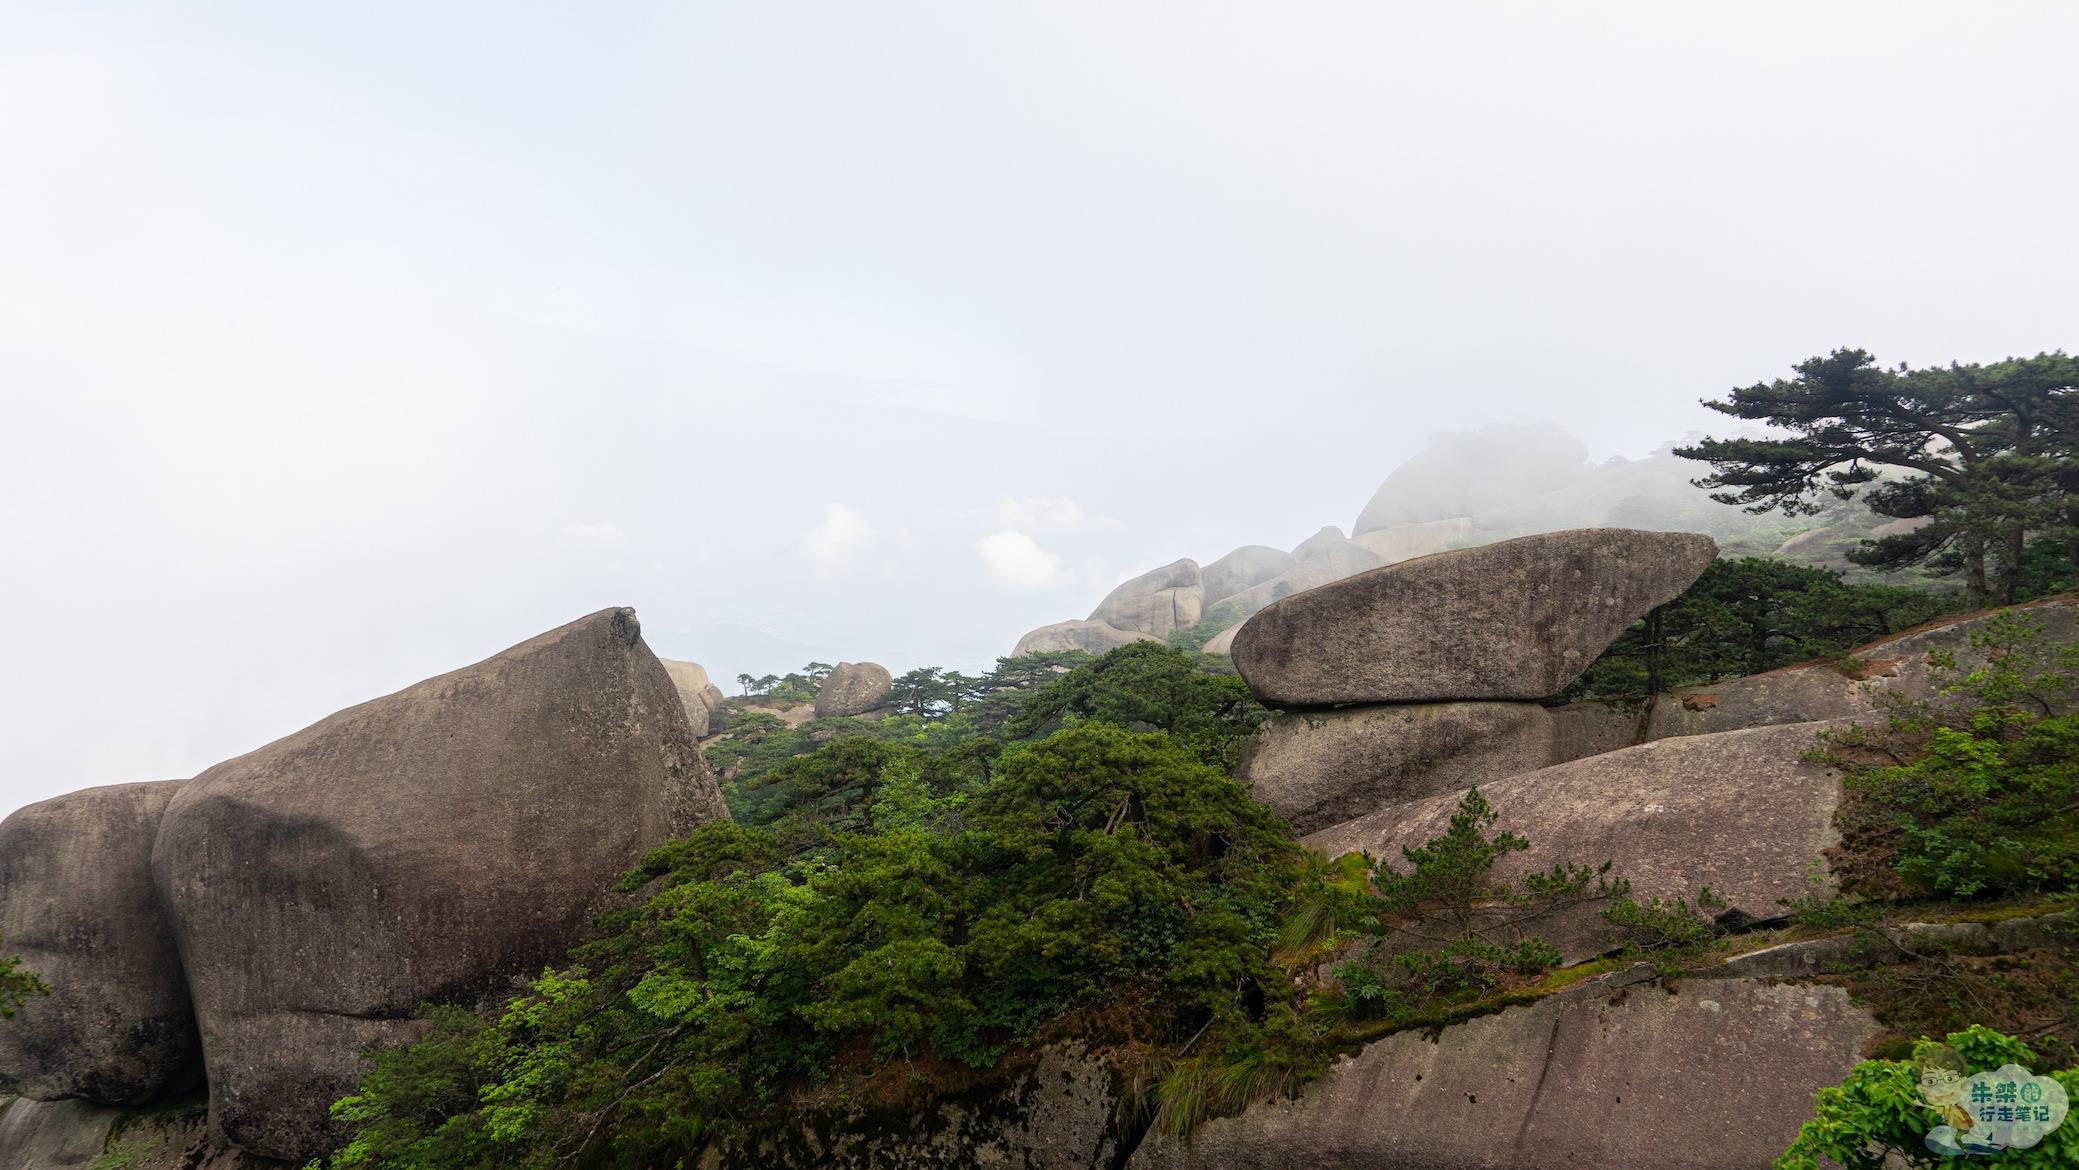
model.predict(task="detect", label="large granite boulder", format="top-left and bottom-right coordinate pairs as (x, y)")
top-left (814, 661), bottom-right (893, 717)
top-left (1015, 620), bottom-right (1160, 657)
top-left (1090, 559), bottom-right (1203, 637)
top-left (153, 608), bottom-right (728, 1162)
top-left (1200, 624), bottom-right (1239, 656)
top-left (1640, 597), bottom-right (2079, 741)
top-left (1304, 720), bottom-right (1851, 961)
top-left (0, 781), bottom-right (199, 1105)
top-left (660, 658), bottom-right (723, 736)
top-left (1233, 529), bottom-right (1717, 706)
top-left (1201, 546), bottom-right (1295, 607)
top-left (1130, 976), bottom-right (1877, 1170)
top-left (1241, 703), bottom-right (1586, 836)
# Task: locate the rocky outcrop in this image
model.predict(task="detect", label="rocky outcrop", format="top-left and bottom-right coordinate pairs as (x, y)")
top-left (0, 1098), bottom-right (124, 1170)
top-left (1130, 977), bottom-right (1878, 1170)
top-left (1015, 620), bottom-right (1160, 657)
top-left (1304, 720), bottom-right (1851, 961)
top-left (1201, 546), bottom-right (1295, 607)
top-left (707, 1044), bottom-right (1125, 1170)
top-left (814, 661), bottom-right (893, 717)
top-left (1639, 597), bottom-right (2079, 741)
top-left (0, 781), bottom-right (199, 1105)
top-left (1219, 538), bottom-right (1387, 625)
top-left (661, 658), bottom-right (724, 736)
top-left (152, 608), bottom-right (728, 1163)
top-left (1090, 559), bottom-right (1204, 637)
top-left (1241, 703), bottom-right (1592, 836)
top-left (1200, 624), bottom-right (1239, 656)
top-left (1233, 529), bottom-right (1717, 707)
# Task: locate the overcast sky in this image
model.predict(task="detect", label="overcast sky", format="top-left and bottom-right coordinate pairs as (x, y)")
top-left (4, 2), bottom-right (2075, 817)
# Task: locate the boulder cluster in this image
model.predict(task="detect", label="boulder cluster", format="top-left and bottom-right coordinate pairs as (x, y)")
top-left (0, 609), bottom-right (730, 1165)
top-left (1162, 529), bottom-right (2079, 1168)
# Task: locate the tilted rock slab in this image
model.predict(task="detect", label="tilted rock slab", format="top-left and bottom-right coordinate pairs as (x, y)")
top-left (1090, 558), bottom-right (1203, 637)
top-left (703, 1043), bottom-right (1125, 1170)
top-left (1015, 619), bottom-right (1160, 657)
top-left (1303, 720), bottom-right (1851, 962)
top-left (814, 660), bottom-right (893, 717)
top-left (1240, 703), bottom-right (1609, 836)
top-left (1130, 977), bottom-right (1877, 1170)
top-left (1232, 528), bottom-right (1717, 706)
top-left (660, 657), bottom-right (722, 736)
top-left (0, 1098), bottom-right (126, 1170)
top-left (152, 608), bottom-right (729, 1162)
top-left (0, 780), bottom-right (200, 1105)
top-left (1640, 596), bottom-right (2079, 741)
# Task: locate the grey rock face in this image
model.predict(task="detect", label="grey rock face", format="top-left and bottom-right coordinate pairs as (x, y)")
top-left (0, 1098), bottom-right (125, 1170)
top-left (1641, 597), bottom-right (2079, 741)
top-left (1130, 977), bottom-right (1877, 1170)
top-left (1089, 559), bottom-right (1204, 637)
top-left (152, 608), bottom-right (728, 1162)
top-left (660, 658), bottom-right (721, 736)
top-left (1014, 620), bottom-right (1160, 657)
top-left (1201, 545), bottom-right (1295, 607)
top-left (1241, 703), bottom-right (1572, 836)
top-left (814, 661), bottom-right (894, 717)
top-left (1219, 539), bottom-right (1388, 625)
top-left (706, 1043), bottom-right (1123, 1170)
top-left (1303, 720), bottom-right (1851, 961)
top-left (1233, 528), bottom-right (1717, 706)
top-left (0, 781), bottom-right (199, 1105)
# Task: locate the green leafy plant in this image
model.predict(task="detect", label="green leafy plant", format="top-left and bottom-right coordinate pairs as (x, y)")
top-left (0, 930), bottom-right (48, 1019)
top-left (1778, 1026), bottom-right (2079, 1169)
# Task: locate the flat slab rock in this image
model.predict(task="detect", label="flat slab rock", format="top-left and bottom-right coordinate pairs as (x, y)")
top-left (1303, 719), bottom-right (1854, 962)
top-left (1232, 528), bottom-right (1716, 706)
top-left (1240, 702), bottom-right (1632, 836)
top-left (1130, 977), bottom-right (1878, 1170)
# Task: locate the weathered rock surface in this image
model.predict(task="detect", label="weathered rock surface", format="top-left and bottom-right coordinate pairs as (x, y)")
top-left (0, 1098), bottom-right (123, 1170)
top-left (1349, 516), bottom-right (1476, 563)
top-left (1015, 620), bottom-right (1160, 657)
top-left (0, 781), bottom-right (199, 1105)
top-left (1090, 559), bottom-right (1204, 637)
top-left (815, 661), bottom-right (894, 717)
top-left (0, 1096), bottom-right (282, 1170)
top-left (1640, 597), bottom-right (2079, 741)
top-left (1200, 624), bottom-right (1239, 656)
top-left (1233, 528), bottom-right (1717, 706)
top-left (1241, 703), bottom-right (1582, 836)
top-left (706, 1044), bottom-right (1124, 1170)
top-left (1201, 545), bottom-right (1295, 607)
top-left (152, 608), bottom-right (728, 1162)
top-left (1130, 977), bottom-right (1878, 1170)
top-left (1304, 720), bottom-right (1851, 961)
top-left (661, 658), bottom-right (723, 736)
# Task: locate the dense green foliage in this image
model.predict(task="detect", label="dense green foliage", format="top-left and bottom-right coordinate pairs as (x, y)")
top-left (1566, 557), bottom-right (1956, 699)
top-left (1778, 1027), bottom-right (2079, 1169)
top-left (1679, 349), bottom-right (2078, 606)
top-left (327, 646), bottom-right (1302, 1168)
top-left (0, 930), bottom-right (47, 1019)
top-left (1826, 612), bottom-right (2079, 900)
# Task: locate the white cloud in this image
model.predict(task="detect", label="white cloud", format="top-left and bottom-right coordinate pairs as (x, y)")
top-left (800, 504), bottom-right (875, 578)
top-left (992, 495), bottom-right (1094, 530)
top-left (976, 530), bottom-right (1074, 590)
top-left (560, 520), bottom-right (627, 547)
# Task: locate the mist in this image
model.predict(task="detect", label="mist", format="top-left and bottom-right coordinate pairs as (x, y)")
top-left (5, 1), bottom-right (2076, 817)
